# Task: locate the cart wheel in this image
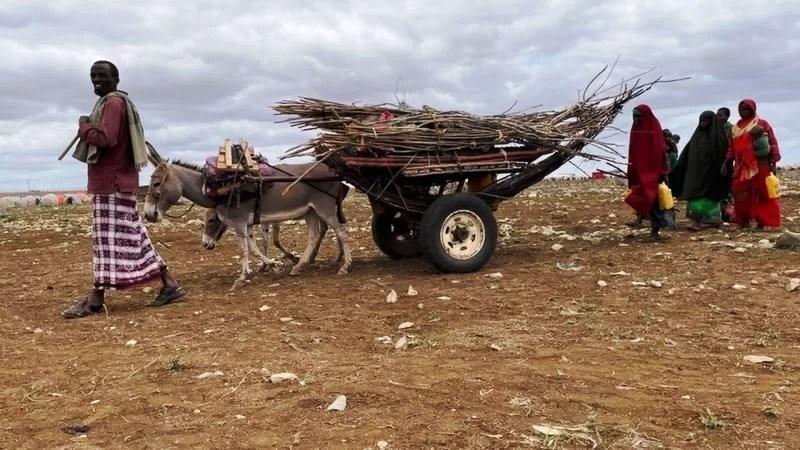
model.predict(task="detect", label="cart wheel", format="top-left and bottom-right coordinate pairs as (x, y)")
top-left (419, 193), bottom-right (497, 273)
top-left (371, 210), bottom-right (422, 259)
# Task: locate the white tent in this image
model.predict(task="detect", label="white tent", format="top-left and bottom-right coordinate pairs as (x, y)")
top-left (0, 196), bottom-right (21, 209)
top-left (40, 193), bottom-right (58, 206)
top-left (20, 196), bottom-right (37, 208)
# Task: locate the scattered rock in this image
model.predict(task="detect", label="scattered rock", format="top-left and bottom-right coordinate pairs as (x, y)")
top-left (269, 372), bottom-right (298, 383)
top-left (775, 231), bottom-right (800, 249)
top-left (394, 335), bottom-right (408, 350)
top-left (279, 317), bottom-right (293, 323)
top-left (386, 290), bottom-right (398, 303)
top-left (786, 278), bottom-right (800, 292)
top-left (142, 286), bottom-right (153, 294)
top-left (611, 271), bottom-right (630, 277)
top-left (758, 239), bottom-right (775, 249)
top-left (597, 280), bottom-right (608, 288)
top-left (258, 305), bottom-right (271, 312)
top-left (235, 414), bottom-right (246, 420)
top-left (33, 328), bottom-right (43, 334)
top-left (125, 339), bottom-right (137, 347)
top-left (377, 441), bottom-right (389, 450)
top-left (436, 296), bottom-right (451, 301)
top-left (398, 322), bottom-right (414, 330)
top-left (649, 280), bottom-right (663, 288)
top-left (631, 281), bottom-right (648, 287)
top-left (733, 247), bottom-right (747, 253)
top-left (486, 272), bottom-right (503, 279)
top-left (375, 336), bottom-right (393, 345)
top-left (743, 355), bottom-right (775, 364)
top-left (326, 395), bottom-right (347, 411)
top-left (406, 286), bottom-right (418, 296)
top-left (488, 343), bottom-right (502, 351)
top-left (196, 371), bottom-right (224, 379)
top-left (551, 243), bottom-right (564, 251)
top-left (556, 262), bottom-right (582, 272)
top-left (732, 284), bottom-right (748, 291)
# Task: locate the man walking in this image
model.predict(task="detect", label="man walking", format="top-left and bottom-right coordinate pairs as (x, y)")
top-left (62, 60), bottom-right (185, 319)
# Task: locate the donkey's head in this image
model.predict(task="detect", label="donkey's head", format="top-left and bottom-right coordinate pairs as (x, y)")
top-left (143, 163), bottom-right (183, 222)
top-left (202, 208), bottom-right (227, 249)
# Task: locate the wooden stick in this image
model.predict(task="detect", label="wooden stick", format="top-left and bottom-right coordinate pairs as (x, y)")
top-left (57, 135), bottom-right (79, 160)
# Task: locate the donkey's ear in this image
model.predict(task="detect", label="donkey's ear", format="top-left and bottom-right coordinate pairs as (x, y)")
top-left (145, 141), bottom-right (164, 165)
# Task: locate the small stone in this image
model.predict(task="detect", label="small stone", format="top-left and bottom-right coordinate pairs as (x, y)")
top-left (269, 372), bottom-right (298, 383)
top-left (744, 355), bottom-right (775, 364)
top-left (398, 322), bottom-right (414, 330)
top-left (551, 243), bottom-right (564, 251)
top-left (193, 409), bottom-right (201, 414)
top-left (611, 271), bottom-right (630, 277)
top-left (775, 231), bottom-right (800, 249)
top-left (142, 286), bottom-right (153, 294)
top-left (386, 290), bottom-right (398, 303)
top-left (394, 335), bottom-right (408, 350)
top-left (377, 441), bottom-right (389, 450)
top-left (234, 414), bottom-right (246, 420)
top-left (631, 281), bottom-right (648, 287)
top-left (608, 213), bottom-right (617, 218)
top-left (326, 395), bottom-right (347, 411)
top-left (488, 343), bottom-right (502, 351)
top-left (436, 296), bottom-right (451, 301)
top-left (125, 339), bottom-right (137, 347)
top-left (196, 371), bottom-right (224, 379)
top-left (787, 278), bottom-right (800, 292)
top-left (758, 239), bottom-right (775, 249)
top-left (279, 317), bottom-right (293, 323)
top-left (597, 280), bottom-right (608, 288)
top-left (90, 400), bottom-right (100, 405)
top-left (733, 247), bottom-right (747, 253)
top-left (732, 284), bottom-right (748, 291)
top-left (406, 286), bottom-right (418, 296)
top-left (486, 272), bottom-right (503, 279)
top-left (258, 305), bottom-right (271, 312)
top-left (33, 328), bottom-right (43, 334)
top-left (649, 280), bottom-right (663, 288)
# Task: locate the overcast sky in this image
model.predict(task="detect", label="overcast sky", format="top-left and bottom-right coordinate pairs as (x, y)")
top-left (0, 0), bottom-right (798, 192)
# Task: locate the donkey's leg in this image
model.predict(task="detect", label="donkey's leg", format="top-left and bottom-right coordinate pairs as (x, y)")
top-left (248, 229), bottom-right (280, 272)
top-left (231, 223), bottom-right (252, 290)
top-left (315, 208), bottom-right (352, 275)
top-left (289, 218), bottom-right (323, 276)
top-left (306, 212), bottom-right (328, 264)
top-left (272, 223), bottom-right (300, 263)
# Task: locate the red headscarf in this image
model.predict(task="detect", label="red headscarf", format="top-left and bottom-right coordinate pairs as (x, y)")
top-left (626, 104), bottom-right (667, 215)
top-left (731, 98), bottom-right (760, 181)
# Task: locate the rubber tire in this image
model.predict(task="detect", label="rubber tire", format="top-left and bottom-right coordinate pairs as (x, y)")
top-left (371, 210), bottom-right (422, 259)
top-left (419, 193), bottom-right (497, 273)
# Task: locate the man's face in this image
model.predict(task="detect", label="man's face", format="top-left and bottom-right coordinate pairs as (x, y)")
top-left (716, 109), bottom-right (729, 122)
top-left (738, 103), bottom-right (754, 120)
top-left (90, 63), bottom-right (117, 96)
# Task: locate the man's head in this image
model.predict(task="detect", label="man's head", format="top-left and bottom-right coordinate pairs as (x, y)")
top-left (672, 134), bottom-right (681, 144)
top-left (662, 128), bottom-right (673, 143)
top-left (90, 60), bottom-right (119, 97)
top-left (716, 107), bottom-right (731, 122)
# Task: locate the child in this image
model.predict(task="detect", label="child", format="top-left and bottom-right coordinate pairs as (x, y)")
top-left (750, 126), bottom-right (770, 157)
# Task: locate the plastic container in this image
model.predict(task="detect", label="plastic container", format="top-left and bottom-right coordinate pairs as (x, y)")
top-left (657, 182), bottom-right (674, 210)
top-left (766, 172), bottom-right (780, 199)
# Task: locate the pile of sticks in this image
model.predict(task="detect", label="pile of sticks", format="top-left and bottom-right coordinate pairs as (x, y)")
top-left (272, 68), bottom-right (680, 212)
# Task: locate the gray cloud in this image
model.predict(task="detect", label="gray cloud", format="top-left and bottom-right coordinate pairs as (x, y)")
top-left (1, 0), bottom-right (798, 191)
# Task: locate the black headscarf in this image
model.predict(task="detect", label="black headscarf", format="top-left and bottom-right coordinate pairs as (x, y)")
top-left (669, 111), bottom-right (731, 200)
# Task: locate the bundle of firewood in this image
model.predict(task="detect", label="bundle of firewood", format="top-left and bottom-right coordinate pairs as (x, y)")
top-left (274, 69), bottom-right (676, 179)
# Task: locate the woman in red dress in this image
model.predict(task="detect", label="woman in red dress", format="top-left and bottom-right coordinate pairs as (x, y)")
top-left (726, 99), bottom-right (781, 229)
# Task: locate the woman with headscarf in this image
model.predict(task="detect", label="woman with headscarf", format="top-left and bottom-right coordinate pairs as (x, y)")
top-left (669, 111), bottom-right (731, 230)
top-left (724, 99), bottom-right (781, 229)
top-left (625, 104), bottom-right (672, 240)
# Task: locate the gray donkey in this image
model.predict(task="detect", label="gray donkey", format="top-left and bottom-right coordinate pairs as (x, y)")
top-left (143, 152), bottom-right (351, 288)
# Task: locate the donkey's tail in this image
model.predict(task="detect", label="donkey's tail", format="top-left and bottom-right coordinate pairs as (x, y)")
top-left (336, 184), bottom-right (349, 224)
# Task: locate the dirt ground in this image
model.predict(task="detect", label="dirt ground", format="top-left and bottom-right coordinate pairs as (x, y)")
top-left (1, 172), bottom-right (799, 449)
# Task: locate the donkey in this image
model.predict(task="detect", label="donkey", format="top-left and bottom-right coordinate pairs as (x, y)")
top-left (143, 157), bottom-right (351, 288)
top-left (202, 207), bottom-right (343, 267)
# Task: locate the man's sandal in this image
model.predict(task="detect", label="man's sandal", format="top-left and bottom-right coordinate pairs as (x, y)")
top-left (147, 286), bottom-right (185, 307)
top-left (62, 298), bottom-right (104, 319)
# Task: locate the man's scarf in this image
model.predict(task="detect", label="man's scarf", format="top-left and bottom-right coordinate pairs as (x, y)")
top-left (73, 91), bottom-right (148, 170)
